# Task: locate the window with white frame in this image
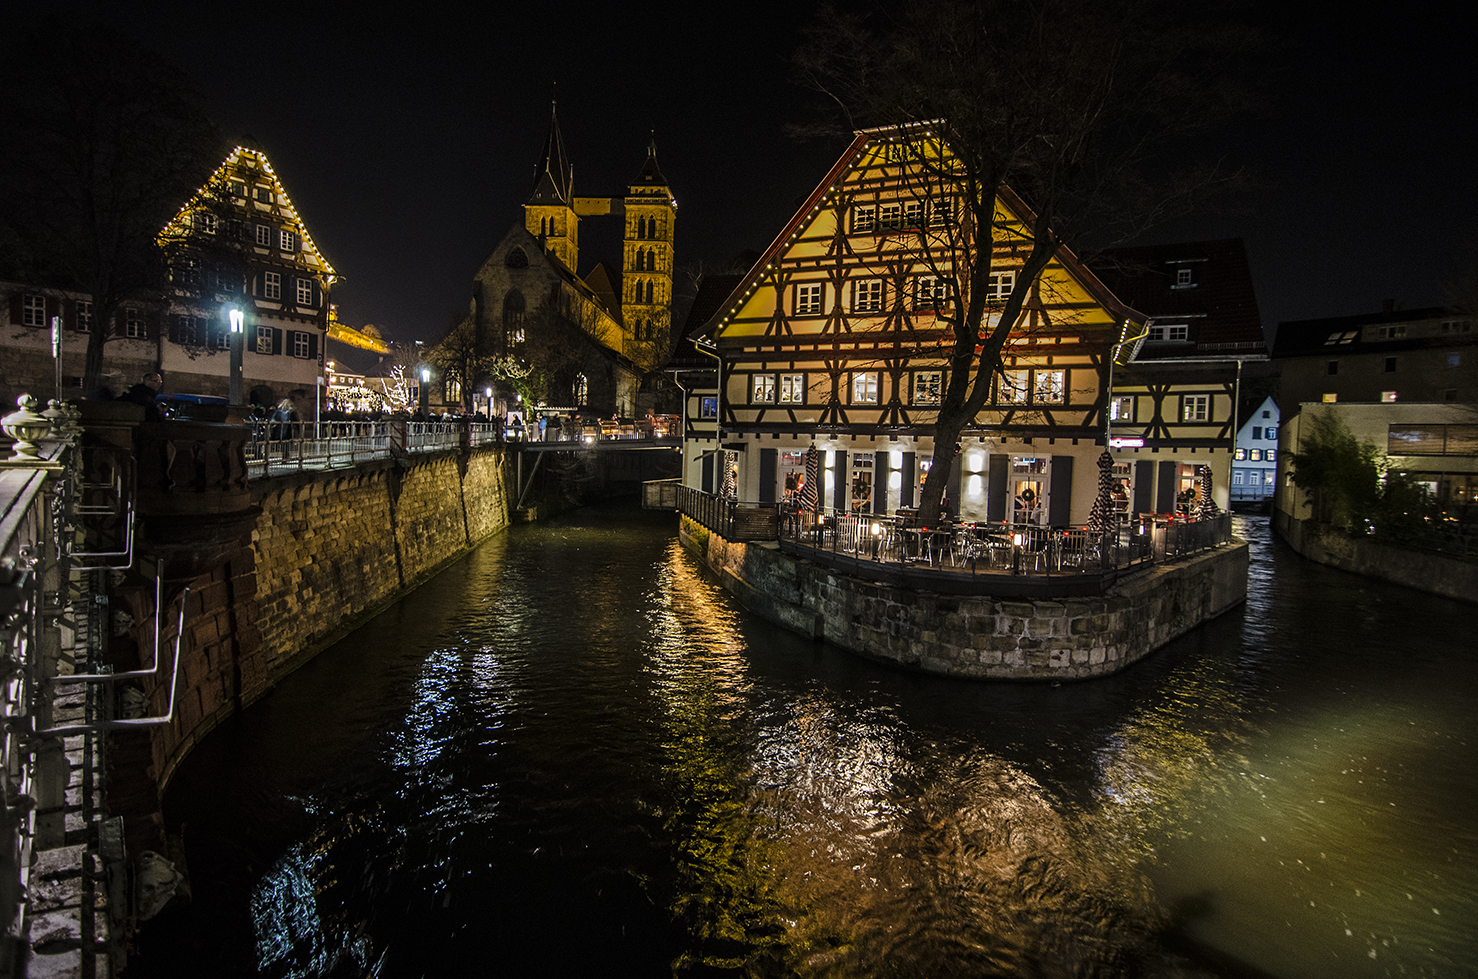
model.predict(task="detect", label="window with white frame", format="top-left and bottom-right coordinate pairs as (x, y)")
top-left (296, 277), bottom-right (314, 305)
top-left (1000, 369), bottom-right (1029, 404)
top-left (256, 224), bottom-right (271, 247)
top-left (1233, 470), bottom-right (1244, 485)
top-left (76, 301), bottom-right (93, 332)
top-left (795, 282), bottom-right (823, 315)
top-left (850, 278), bottom-right (883, 312)
top-left (751, 374), bottom-right (776, 403)
top-left (1110, 395), bottom-right (1134, 422)
top-left (1266, 449), bottom-right (1276, 462)
top-left (986, 269), bottom-right (1016, 300)
top-left (779, 374), bottom-right (805, 404)
top-left (176, 315), bottom-right (201, 346)
top-left (1033, 369), bottom-right (1065, 404)
top-left (279, 229), bottom-right (296, 252)
top-left (1175, 267), bottom-right (1195, 288)
top-left (21, 294), bottom-right (46, 327)
top-left (256, 327), bottom-right (273, 354)
top-left (1266, 425), bottom-right (1277, 440)
top-left (264, 272), bottom-right (281, 300)
top-left (913, 370), bottom-right (942, 405)
top-left (852, 372), bottom-right (879, 403)
top-left (1264, 471), bottom-right (1276, 487)
top-left (291, 330), bottom-right (310, 358)
top-left (1147, 323), bottom-right (1190, 342)
top-left (878, 202), bottom-right (902, 230)
top-left (1181, 394), bottom-right (1210, 422)
top-left (211, 323), bottom-right (230, 350)
top-left (699, 396), bottom-right (717, 419)
top-left (124, 307), bottom-right (146, 339)
top-left (1376, 325), bottom-right (1406, 340)
top-left (915, 275), bottom-right (948, 309)
top-left (853, 204), bottom-right (877, 233)
top-left (902, 200), bottom-right (924, 227)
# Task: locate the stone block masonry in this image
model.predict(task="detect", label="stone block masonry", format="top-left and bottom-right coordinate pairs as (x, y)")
top-left (142, 447), bottom-right (509, 795)
top-left (681, 516), bottom-right (1248, 681)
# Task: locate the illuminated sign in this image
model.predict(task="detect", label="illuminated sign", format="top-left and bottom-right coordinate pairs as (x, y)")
top-left (1109, 437), bottom-right (1145, 448)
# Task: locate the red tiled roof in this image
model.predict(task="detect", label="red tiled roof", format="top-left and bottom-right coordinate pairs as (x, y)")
top-left (1096, 238), bottom-right (1265, 357)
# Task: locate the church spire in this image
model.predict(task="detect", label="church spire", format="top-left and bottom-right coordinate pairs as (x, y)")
top-left (529, 97), bottom-right (573, 205)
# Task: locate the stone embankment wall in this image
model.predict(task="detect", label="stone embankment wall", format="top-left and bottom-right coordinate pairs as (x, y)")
top-left (680, 518), bottom-right (1248, 681)
top-left (148, 449), bottom-right (509, 792)
top-left (1274, 512), bottom-right (1477, 604)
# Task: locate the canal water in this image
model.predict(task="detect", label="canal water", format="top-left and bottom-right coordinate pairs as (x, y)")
top-left (132, 506), bottom-right (1476, 978)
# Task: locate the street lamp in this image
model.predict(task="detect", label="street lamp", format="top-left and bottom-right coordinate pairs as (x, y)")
top-left (228, 306), bottom-right (245, 405)
top-left (419, 366), bottom-right (430, 416)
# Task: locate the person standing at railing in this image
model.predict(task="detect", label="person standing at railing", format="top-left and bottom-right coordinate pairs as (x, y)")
top-left (272, 391), bottom-right (302, 457)
top-left (119, 371), bottom-right (164, 421)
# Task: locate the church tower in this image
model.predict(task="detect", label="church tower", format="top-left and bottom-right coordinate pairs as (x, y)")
top-left (524, 101), bottom-right (579, 273)
top-left (621, 136), bottom-right (677, 366)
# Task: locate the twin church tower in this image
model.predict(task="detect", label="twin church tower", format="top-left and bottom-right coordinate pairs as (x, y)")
top-left (523, 102), bottom-right (676, 353)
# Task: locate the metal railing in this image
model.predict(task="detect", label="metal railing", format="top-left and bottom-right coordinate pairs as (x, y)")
top-left (674, 485), bottom-right (1234, 593)
top-left (245, 419), bottom-right (501, 478)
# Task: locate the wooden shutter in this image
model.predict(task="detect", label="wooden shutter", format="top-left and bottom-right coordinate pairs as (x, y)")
top-left (1156, 461), bottom-right (1178, 514)
top-left (1048, 455), bottom-right (1073, 526)
top-left (901, 452), bottom-right (916, 510)
top-left (832, 451), bottom-right (847, 511)
top-left (759, 448), bottom-right (776, 504)
top-left (1134, 461), bottom-right (1155, 515)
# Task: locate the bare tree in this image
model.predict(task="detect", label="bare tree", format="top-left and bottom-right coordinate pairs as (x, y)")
top-left (0, 19), bottom-right (223, 394)
top-left (794, 0), bottom-right (1256, 523)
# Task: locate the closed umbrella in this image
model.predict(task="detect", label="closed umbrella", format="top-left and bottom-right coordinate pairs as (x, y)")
top-left (1196, 464), bottom-right (1218, 519)
top-left (801, 446), bottom-right (820, 513)
top-left (720, 450), bottom-right (736, 500)
top-left (1087, 450), bottom-right (1115, 537)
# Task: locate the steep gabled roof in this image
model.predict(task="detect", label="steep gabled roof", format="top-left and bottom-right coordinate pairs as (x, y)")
top-left (158, 143), bottom-right (337, 278)
top-left (1096, 238), bottom-right (1264, 359)
top-left (697, 124), bottom-right (1141, 340)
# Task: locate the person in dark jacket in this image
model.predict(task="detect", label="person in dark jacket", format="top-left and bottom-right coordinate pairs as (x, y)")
top-left (119, 371), bottom-right (164, 421)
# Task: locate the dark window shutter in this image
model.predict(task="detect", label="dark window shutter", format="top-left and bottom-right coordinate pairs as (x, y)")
top-left (832, 450), bottom-right (847, 512)
top-left (1048, 455), bottom-right (1073, 526)
top-left (307, 333), bottom-right (318, 362)
top-left (701, 453), bottom-right (714, 494)
top-left (1133, 461), bottom-right (1154, 515)
top-left (7, 293), bottom-right (20, 325)
top-left (167, 315), bottom-right (181, 344)
top-left (1156, 461), bottom-right (1178, 514)
top-left (988, 455), bottom-right (1009, 521)
top-left (759, 448), bottom-right (776, 504)
top-left (272, 327), bottom-right (283, 355)
top-left (313, 281), bottom-right (322, 307)
top-left (901, 451), bottom-right (916, 510)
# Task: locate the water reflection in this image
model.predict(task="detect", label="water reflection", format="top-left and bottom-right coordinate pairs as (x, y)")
top-left (141, 509), bottom-right (1475, 979)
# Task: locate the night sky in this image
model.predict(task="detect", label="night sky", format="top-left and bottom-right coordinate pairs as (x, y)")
top-left (45, 3), bottom-right (1478, 344)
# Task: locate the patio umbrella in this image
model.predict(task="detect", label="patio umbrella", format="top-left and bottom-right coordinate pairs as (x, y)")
top-left (800, 446), bottom-right (820, 512)
top-left (1087, 450), bottom-right (1115, 537)
top-left (1196, 464), bottom-right (1218, 519)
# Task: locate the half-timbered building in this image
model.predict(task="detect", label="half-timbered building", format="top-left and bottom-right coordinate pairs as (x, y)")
top-left (681, 128), bottom-right (1250, 525)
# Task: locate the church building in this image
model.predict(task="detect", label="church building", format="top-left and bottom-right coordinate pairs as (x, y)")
top-left (441, 105), bottom-right (677, 418)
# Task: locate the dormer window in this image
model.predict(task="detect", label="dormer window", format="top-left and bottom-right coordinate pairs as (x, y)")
top-left (1323, 330), bottom-right (1357, 345)
top-left (1175, 267), bottom-right (1194, 287)
top-left (1146, 323), bottom-right (1189, 342)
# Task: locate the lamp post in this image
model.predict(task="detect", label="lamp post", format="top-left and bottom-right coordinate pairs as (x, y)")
top-left (419, 366), bottom-right (430, 417)
top-left (228, 306), bottom-right (245, 405)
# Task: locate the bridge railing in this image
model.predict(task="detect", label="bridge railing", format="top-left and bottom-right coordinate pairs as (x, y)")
top-left (245, 419), bottom-right (502, 478)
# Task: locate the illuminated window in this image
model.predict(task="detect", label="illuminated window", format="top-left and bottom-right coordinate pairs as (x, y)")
top-left (279, 229), bottom-right (296, 252)
top-left (296, 277), bottom-right (314, 306)
top-left (852, 372), bottom-right (879, 403)
top-left (1249, 449), bottom-right (1261, 461)
top-left (699, 396), bottom-right (717, 419)
top-left (795, 282), bottom-right (823, 315)
top-left (1110, 395), bottom-right (1134, 422)
top-left (999, 369), bottom-right (1029, 404)
top-left (752, 374), bottom-right (776, 403)
top-left (445, 378), bottom-right (461, 403)
top-left (1266, 449), bottom-right (1276, 462)
top-left (850, 279), bottom-right (883, 312)
top-left (575, 373), bottom-right (588, 404)
top-left (853, 204), bottom-right (876, 233)
top-left (256, 327), bottom-right (273, 354)
top-left (1234, 447), bottom-right (1246, 461)
top-left (779, 374), bottom-right (806, 404)
top-left (264, 272), bottom-right (281, 300)
top-left (1033, 369), bottom-right (1065, 404)
top-left (913, 371), bottom-right (942, 405)
top-left (1181, 394), bottom-right (1210, 422)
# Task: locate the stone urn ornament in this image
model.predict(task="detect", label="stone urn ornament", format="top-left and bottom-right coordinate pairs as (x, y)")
top-left (1, 394), bottom-right (54, 463)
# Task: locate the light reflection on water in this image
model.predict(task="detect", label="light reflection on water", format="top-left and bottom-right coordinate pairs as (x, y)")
top-left (137, 507), bottom-right (1476, 978)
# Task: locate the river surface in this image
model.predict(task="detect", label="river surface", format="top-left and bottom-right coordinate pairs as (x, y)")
top-left (132, 507), bottom-right (1477, 978)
